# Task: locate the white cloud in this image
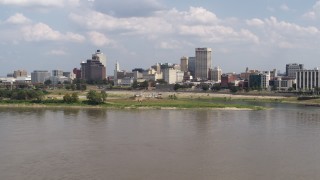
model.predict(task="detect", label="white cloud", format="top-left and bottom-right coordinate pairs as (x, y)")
top-left (246, 18), bottom-right (264, 27)
top-left (65, 32), bottom-right (86, 42)
top-left (87, 31), bottom-right (115, 47)
top-left (158, 40), bottom-right (181, 50)
top-left (92, 0), bottom-right (163, 17)
top-left (178, 25), bottom-right (259, 44)
top-left (267, 7), bottom-right (275, 12)
top-left (22, 23), bottom-right (61, 41)
top-left (0, 0), bottom-right (80, 7)
top-left (265, 16), bottom-right (319, 35)
top-left (70, 7), bottom-right (257, 44)
top-left (245, 16), bottom-right (320, 49)
top-left (168, 7), bottom-right (219, 24)
top-left (5, 13), bottom-right (32, 24)
top-left (69, 6), bottom-right (220, 32)
top-left (303, 11), bottom-right (316, 20)
top-left (21, 22), bottom-right (85, 42)
top-left (69, 11), bottom-right (173, 35)
top-left (278, 41), bottom-right (296, 49)
top-left (303, 1), bottom-right (320, 20)
top-left (47, 49), bottom-right (67, 55)
top-left (280, 4), bottom-right (290, 11)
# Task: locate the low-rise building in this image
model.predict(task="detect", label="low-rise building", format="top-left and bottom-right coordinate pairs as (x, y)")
top-left (13, 70), bottom-right (28, 78)
top-left (296, 68), bottom-right (320, 91)
top-left (164, 68), bottom-right (177, 84)
top-left (248, 72), bottom-right (270, 89)
top-left (274, 77), bottom-right (295, 91)
top-left (211, 66), bottom-right (222, 82)
top-left (221, 73), bottom-right (238, 88)
top-left (31, 70), bottom-right (51, 84)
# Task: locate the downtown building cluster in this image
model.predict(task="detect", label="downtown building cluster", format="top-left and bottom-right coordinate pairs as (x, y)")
top-left (1, 48), bottom-right (320, 92)
top-left (0, 50), bottom-right (107, 87)
top-left (112, 48), bottom-right (319, 92)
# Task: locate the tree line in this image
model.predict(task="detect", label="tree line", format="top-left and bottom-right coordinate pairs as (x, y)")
top-left (0, 89), bottom-right (107, 105)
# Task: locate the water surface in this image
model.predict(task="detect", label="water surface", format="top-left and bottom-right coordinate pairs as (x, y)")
top-left (1, 104), bottom-right (320, 180)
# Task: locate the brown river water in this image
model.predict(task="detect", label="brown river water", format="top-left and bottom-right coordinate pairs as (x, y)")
top-left (1, 103), bottom-right (320, 180)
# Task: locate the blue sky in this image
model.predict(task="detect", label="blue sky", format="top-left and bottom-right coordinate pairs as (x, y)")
top-left (0, 0), bottom-right (320, 76)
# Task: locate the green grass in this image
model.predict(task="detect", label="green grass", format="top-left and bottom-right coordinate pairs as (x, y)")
top-left (0, 98), bottom-right (265, 110)
top-left (104, 99), bottom-right (265, 110)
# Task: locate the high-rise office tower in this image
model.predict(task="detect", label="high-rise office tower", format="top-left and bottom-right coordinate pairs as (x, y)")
top-left (81, 59), bottom-right (106, 82)
top-left (286, 63), bottom-right (303, 78)
top-left (180, 56), bottom-right (189, 72)
top-left (195, 48), bottom-right (212, 80)
top-left (114, 62), bottom-right (120, 85)
top-left (92, 50), bottom-right (107, 76)
top-left (188, 57), bottom-right (196, 77)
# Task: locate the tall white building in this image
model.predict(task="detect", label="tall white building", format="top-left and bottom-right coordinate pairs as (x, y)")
top-left (195, 48), bottom-right (212, 80)
top-left (164, 68), bottom-right (177, 84)
top-left (114, 62), bottom-right (120, 86)
top-left (296, 68), bottom-right (320, 90)
top-left (92, 50), bottom-right (107, 76)
top-left (261, 71), bottom-right (271, 89)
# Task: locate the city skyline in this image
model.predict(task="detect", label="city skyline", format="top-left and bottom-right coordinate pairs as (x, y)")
top-left (1, 0), bottom-right (320, 76)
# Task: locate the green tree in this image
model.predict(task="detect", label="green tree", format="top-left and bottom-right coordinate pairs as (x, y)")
top-left (211, 84), bottom-right (221, 91)
top-left (70, 84), bottom-right (76, 91)
top-left (32, 90), bottom-right (44, 101)
top-left (141, 81), bottom-right (148, 89)
top-left (44, 79), bottom-right (52, 86)
top-left (81, 84), bottom-right (87, 91)
top-left (63, 93), bottom-right (72, 103)
top-left (132, 80), bottom-right (139, 89)
top-left (201, 84), bottom-right (209, 91)
top-left (229, 86), bottom-right (239, 93)
top-left (65, 84), bottom-right (71, 90)
top-left (156, 79), bottom-right (167, 85)
top-left (71, 92), bottom-right (79, 102)
top-left (288, 87), bottom-right (294, 92)
top-left (76, 83), bottom-right (81, 90)
top-left (149, 80), bottom-right (156, 87)
top-left (63, 92), bottom-right (79, 103)
top-left (86, 90), bottom-right (104, 105)
top-left (101, 91), bottom-right (107, 102)
top-left (173, 84), bottom-right (182, 91)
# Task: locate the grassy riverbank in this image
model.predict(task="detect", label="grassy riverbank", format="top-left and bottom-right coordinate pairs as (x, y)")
top-left (3, 89), bottom-right (317, 110)
top-left (0, 97), bottom-right (265, 110)
top-left (0, 99), bottom-right (264, 110)
top-left (104, 99), bottom-right (265, 110)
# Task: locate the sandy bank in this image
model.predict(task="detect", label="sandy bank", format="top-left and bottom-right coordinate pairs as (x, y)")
top-left (105, 90), bottom-right (286, 100)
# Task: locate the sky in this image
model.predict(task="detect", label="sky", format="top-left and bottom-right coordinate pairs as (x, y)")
top-left (1, 0), bottom-right (320, 76)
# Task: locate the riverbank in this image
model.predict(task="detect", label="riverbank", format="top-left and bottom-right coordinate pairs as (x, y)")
top-left (1, 89), bottom-right (317, 110)
top-left (0, 98), bottom-right (264, 110)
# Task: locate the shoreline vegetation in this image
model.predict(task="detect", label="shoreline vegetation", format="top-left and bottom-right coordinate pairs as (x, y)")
top-left (1, 88), bottom-right (319, 110)
top-left (0, 101), bottom-right (261, 111)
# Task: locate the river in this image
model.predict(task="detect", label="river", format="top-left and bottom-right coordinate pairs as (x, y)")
top-left (0, 103), bottom-right (320, 180)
